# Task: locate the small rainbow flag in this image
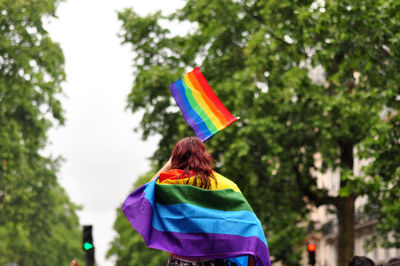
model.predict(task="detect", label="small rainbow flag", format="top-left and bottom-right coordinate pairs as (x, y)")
top-left (170, 67), bottom-right (237, 142)
top-left (122, 170), bottom-right (271, 265)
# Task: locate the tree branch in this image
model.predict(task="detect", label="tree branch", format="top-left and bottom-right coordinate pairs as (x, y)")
top-left (243, 6), bottom-right (307, 57)
top-left (293, 164), bottom-right (338, 207)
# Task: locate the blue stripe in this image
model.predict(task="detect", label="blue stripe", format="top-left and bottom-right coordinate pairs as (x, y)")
top-left (152, 202), bottom-right (267, 245)
top-left (175, 80), bottom-right (212, 140)
top-left (180, 79), bottom-right (218, 135)
top-left (170, 82), bottom-right (206, 140)
top-left (143, 181), bottom-right (155, 206)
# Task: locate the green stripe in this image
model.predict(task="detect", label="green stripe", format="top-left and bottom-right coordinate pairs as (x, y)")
top-left (155, 184), bottom-right (254, 212)
top-left (182, 80), bottom-right (218, 134)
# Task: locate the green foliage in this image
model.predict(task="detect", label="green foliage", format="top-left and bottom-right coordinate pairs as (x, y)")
top-left (361, 113), bottom-right (400, 248)
top-left (0, 0), bottom-right (84, 264)
top-left (107, 173), bottom-right (169, 266)
top-left (115, 0), bottom-right (400, 265)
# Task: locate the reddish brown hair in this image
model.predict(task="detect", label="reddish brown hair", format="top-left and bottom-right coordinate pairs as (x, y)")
top-left (171, 137), bottom-right (214, 189)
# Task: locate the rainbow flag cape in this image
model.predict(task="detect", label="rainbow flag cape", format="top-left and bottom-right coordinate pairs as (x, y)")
top-left (122, 171), bottom-right (271, 266)
top-left (170, 67), bottom-right (237, 142)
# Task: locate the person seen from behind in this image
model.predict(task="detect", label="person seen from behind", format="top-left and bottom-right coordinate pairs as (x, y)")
top-left (384, 256), bottom-right (400, 266)
top-left (348, 255), bottom-right (375, 266)
top-left (151, 137), bottom-right (260, 265)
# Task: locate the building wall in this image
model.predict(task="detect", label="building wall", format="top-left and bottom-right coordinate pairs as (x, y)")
top-left (311, 231), bottom-right (400, 266)
top-left (303, 152), bottom-right (400, 266)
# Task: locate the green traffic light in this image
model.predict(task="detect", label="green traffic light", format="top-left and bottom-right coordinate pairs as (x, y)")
top-left (83, 242), bottom-right (94, 251)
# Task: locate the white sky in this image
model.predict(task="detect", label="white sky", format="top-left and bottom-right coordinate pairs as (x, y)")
top-left (45, 0), bottom-right (186, 265)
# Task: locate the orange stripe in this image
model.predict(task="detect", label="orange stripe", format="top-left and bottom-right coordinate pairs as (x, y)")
top-left (192, 68), bottom-right (237, 123)
top-left (187, 71), bottom-right (229, 126)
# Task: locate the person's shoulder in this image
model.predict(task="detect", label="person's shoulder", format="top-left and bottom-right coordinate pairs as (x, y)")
top-left (212, 171), bottom-right (241, 192)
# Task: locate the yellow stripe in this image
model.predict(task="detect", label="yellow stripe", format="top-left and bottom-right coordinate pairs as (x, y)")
top-left (157, 172), bottom-right (241, 193)
top-left (184, 74), bottom-right (224, 130)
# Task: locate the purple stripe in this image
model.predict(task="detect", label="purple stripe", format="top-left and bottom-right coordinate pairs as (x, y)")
top-left (174, 79), bottom-right (212, 140)
top-left (122, 184), bottom-right (154, 242)
top-left (147, 229), bottom-right (271, 266)
top-left (170, 82), bottom-right (206, 140)
top-left (122, 188), bottom-right (271, 266)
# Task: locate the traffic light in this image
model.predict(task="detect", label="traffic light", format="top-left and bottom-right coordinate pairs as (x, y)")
top-left (83, 225), bottom-right (95, 266)
top-left (307, 243), bottom-right (316, 266)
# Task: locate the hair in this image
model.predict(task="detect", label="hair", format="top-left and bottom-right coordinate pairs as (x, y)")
top-left (348, 256), bottom-right (375, 266)
top-left (171, 137), bottom-right (214, 189)
top-left (384, 257), bottom-right (400, 266)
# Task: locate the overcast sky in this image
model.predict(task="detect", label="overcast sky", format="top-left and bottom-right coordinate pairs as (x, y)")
top-left (46, 0), bottom-right (186, 265)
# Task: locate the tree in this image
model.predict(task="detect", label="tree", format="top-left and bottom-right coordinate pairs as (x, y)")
top-left (117, 1), bottom-right (400, 265)
top-left (362, 107), bottom-right (400, 248)
top-left (107, 173), bottom-right (169, 266)
top-left (0, 0), bottom-right (84, 264)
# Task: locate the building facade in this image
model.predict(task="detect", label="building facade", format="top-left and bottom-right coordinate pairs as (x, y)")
top-left (304, 154), bottom-right (400, 266)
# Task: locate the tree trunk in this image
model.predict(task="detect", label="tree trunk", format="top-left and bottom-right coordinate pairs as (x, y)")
top-left (336, 195), bottom-right (355, 266)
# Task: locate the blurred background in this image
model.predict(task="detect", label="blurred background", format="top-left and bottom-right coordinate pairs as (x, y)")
top-left (1, 0), bottom-right (399, 266)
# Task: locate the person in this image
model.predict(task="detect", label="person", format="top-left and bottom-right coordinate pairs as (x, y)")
top-left (384, 257), bottom-right (400, 266)
top-left (70, 258), bottom-right (78, 266)
top-left (348, 255), bottom-right (375, 266)
top-left (156, 137), bottom-right (257, 266)
top-left (122, 137), bottom-right (270, 266)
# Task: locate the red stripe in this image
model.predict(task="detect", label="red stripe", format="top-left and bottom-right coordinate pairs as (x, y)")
top-left (158, 169), bottom-right (193, 183)
top-left (187, 72), bottom-right (229, 126)
top-left (192, 68), bottom-right (237, 123)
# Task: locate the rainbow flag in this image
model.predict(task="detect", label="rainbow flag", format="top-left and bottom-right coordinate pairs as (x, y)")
top-left (122, 171), bottom-right (271, 266)
top-left (170, 67), bottom-right (237, 142)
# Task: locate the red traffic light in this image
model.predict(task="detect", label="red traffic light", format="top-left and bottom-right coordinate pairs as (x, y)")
top-left (307, 243), bottom-right (316, 252)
